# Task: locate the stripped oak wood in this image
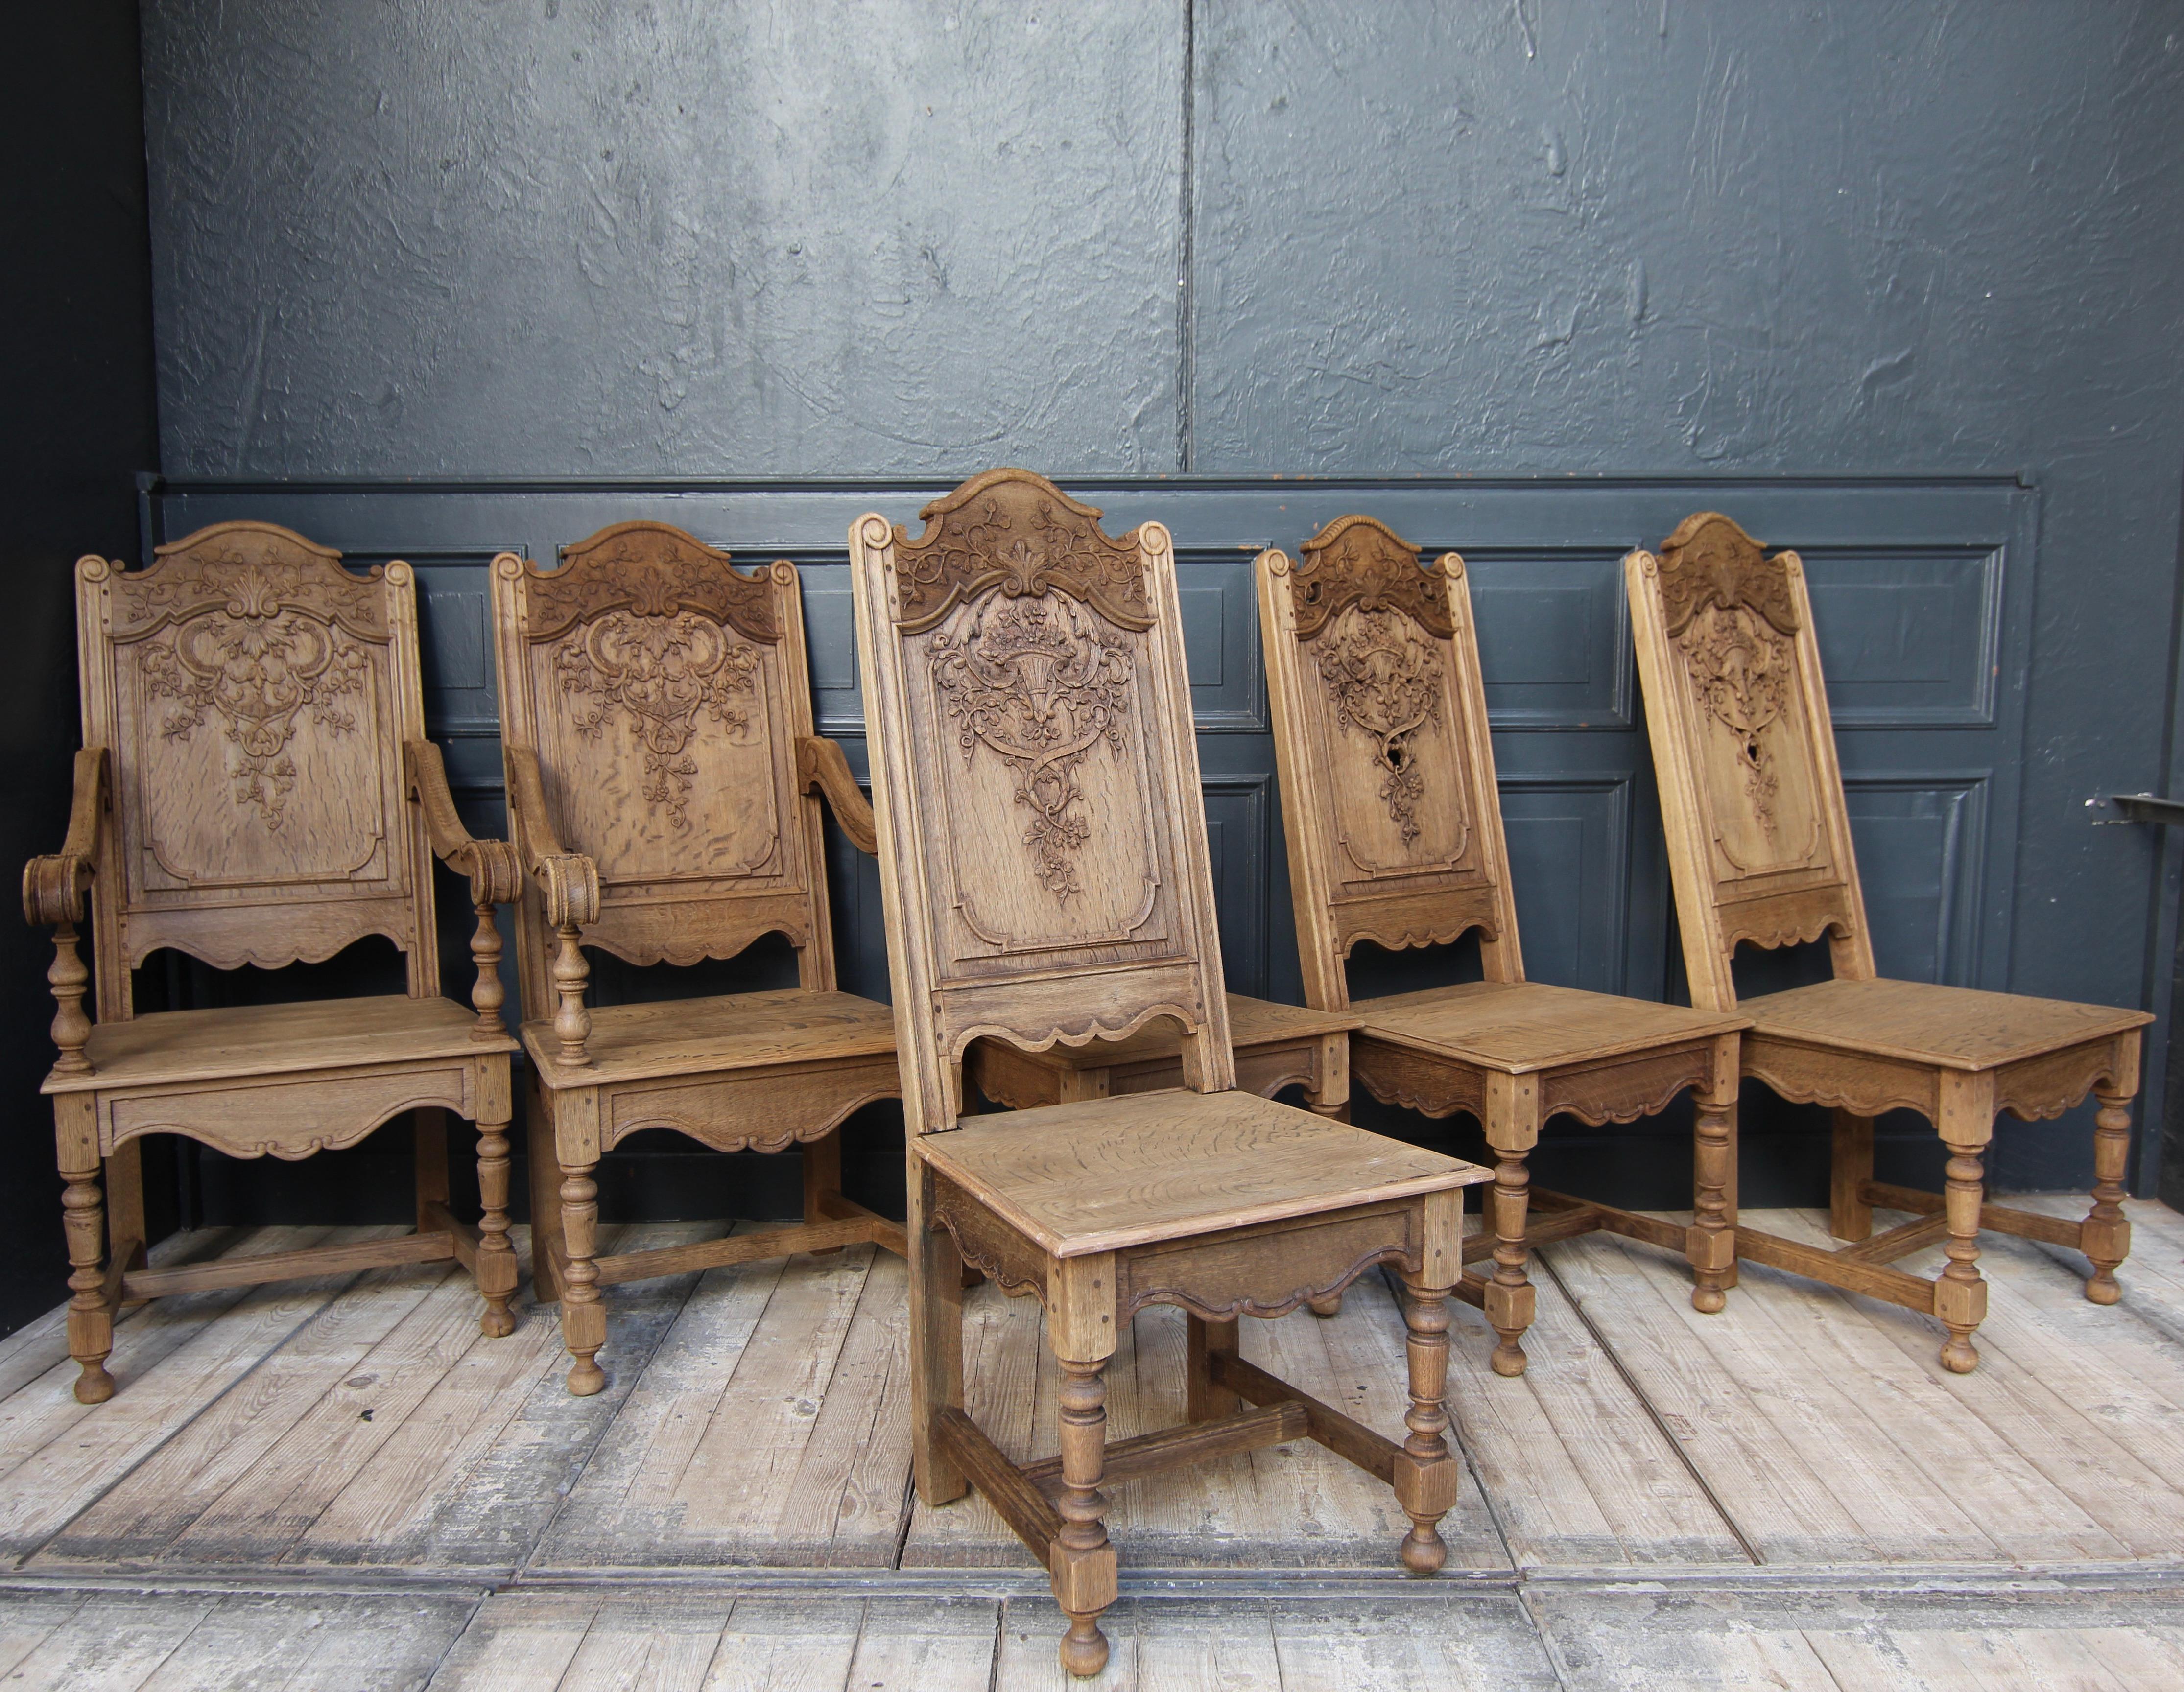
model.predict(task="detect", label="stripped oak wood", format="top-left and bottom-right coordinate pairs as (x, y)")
top-left (28, 524), bottom-right (524, 1405)
top-left (1257, 520), bottom-right (1747, 1372)
top-left (1627, 512), bottom-right (2153, 1371)
top-left (969, 993), bottom-right (1360, 1120)
top-left (854, 472), bottom-right (1482, 1673)
top-left (490, 522), bottom-right (896, 1397)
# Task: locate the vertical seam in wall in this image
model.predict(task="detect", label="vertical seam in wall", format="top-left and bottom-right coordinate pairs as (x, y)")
top-left (1175, 0), bottom-right (1197, 473)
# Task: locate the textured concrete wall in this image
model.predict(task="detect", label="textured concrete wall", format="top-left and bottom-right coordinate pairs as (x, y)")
top-left (144, 1), bottom-right (1185, 476)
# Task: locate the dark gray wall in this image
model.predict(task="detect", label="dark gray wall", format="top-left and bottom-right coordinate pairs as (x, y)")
top-left (1, 2), bottom-right (161, 1335)
top-left (133, 3), bottom-right (2184, 1200)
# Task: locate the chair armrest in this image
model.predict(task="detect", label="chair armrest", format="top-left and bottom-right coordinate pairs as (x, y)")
top-left (797, 735), bottom-right (877, 856)
top-left (405, 740), bottom-right (523, 908)
top-left (502, 744), bottom-right (600, 929)
top-left (23, 747), bottom-right (107, 929)
top-left (503, 744), bottom-right (600, 1066)
top-left (406, 739), bottom-right (523, 1039)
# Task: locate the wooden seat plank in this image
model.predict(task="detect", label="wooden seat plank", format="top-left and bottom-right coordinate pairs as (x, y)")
top-left (521, 987), bottom-right (897, 1090)
top-left (1355, 980), bottom-right (1743, 1073)
top-left (42, 995), bottom-right (515, 1096)
top-left (1744, 976), bottom-right (2150, 1071)
top-left (920, 1089), bottom-right (1485, 1259)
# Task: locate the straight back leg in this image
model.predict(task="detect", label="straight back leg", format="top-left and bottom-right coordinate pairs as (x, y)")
top-left (1831, 1110), bottom-right (1875, 1242)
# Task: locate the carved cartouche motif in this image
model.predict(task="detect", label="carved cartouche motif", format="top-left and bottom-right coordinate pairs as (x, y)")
top-left (140, 563), bottom-right (369, 829)
top-left (891, 469), bottom-right (1151, 634)
top-left (554, 611), bottom-right (760, 829)
top-left (932, 588), bottom-right (1135, 900)
top-left (1316, 604), bottom-right (1446, 845)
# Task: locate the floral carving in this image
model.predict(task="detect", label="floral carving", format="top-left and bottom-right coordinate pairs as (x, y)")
top-left (892, 469), bottom-right (1150, 634)
top-left (932, 589), bottom-right (1135, 900)
top-left (140, 564), bottom-right (369, 828)
top-left (1677, 601), bottom-right (1796, 834)
top-left (554, 611), bottom-right (761, 827)
top-left (1316, 605), bottom-right (1447, 844)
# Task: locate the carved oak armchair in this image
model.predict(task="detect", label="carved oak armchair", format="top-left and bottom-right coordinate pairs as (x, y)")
top-left (24, 521), bottom-right (522, 1405)
top-left (1258, 516), bottom-right (1749, 1373)
top-left (1628, 513), bottom-right (2149, 1371)
top-left (850, 471), bottom-right (1488, 1677)
top-left (490, 522), bottom-right (902, 1396)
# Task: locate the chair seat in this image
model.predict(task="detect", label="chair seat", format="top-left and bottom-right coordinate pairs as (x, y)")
top-left (1742, 977), bottom-right (2152, 1071)
top-left (919, 1088), bottom-right (1488, 1258)
top-left (999, 992), bottom-right (1359, 1071)
top-left (1351, 980), bottom-right (1746, 1074)
top-left (44, 994), bottom-right (515, 1096)
top-left (524, 986), bottom-right (896, 1089)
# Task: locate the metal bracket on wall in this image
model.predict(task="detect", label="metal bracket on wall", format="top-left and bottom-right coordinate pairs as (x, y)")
top-left (2089, 793), bottom-right (2184, 826)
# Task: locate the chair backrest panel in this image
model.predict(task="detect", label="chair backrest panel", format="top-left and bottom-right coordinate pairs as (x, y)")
top-left (77, 520), bottom-right (438, 1014)
top-left (1258, 516), bottom-right (1521, 1012)
top-left (851, 470), bottom-right (1234, 1133)
top-left (1625, 511), bottom-right (1876, 1012)
top-left (490, 522), bottom-right (833, 1003)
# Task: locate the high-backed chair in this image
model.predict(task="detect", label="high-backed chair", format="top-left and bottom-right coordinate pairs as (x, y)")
top-left (24, 521), bottom-right (522, 1404)
top-left (1627, 513), bottom-right (2149, 1372)
top-left (1258, 517), bottom-right (1749, 1374)
top-left (850, 470), bottom-right (1487, 1677)
top-left (491, 522), bottom-right (903, 1396)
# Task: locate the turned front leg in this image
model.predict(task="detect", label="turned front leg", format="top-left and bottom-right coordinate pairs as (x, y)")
top-left (56, 1096), bottom-right (113, 1404)
top-left (2083, 1081), bottom-right (2136, 1304)
top-left (1396, 1275), bottom-right (1459, 1572)
top-left (1687, 1081), bottom-right (1737, 1314)
top-left (1052, 1355), bottom-right (1116, 1677)
top-left (475, 1109), bottom-right (518, 1338)
top-left (559, 1158), bottom-right (607, 1395)
top-left (1935, 1137), bottom-right (1991, 1374)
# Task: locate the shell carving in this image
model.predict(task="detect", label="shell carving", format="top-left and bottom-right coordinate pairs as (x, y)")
top-left (932, 589), bottom-right (1135, 901)
top-left (140, 563), bottom-right (369, 828)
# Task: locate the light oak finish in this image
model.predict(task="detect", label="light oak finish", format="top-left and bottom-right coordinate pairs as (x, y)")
top-left (1627, 512), bottom-right (2152, 1371)
top-left (969, 986), bottom-right (1360, 1121)
top-left (1257, 517), bottom-right (1749, 1372)
top-left (851, 469), bottom-right (1486, 1676)
top-left (489, 521), bottom-right (898, 1395)
top-left (21, 522), bottom-right (522, 1406)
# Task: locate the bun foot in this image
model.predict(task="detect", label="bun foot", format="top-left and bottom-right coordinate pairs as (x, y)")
top-left (567, 1356), bottom-right (607, 1396)
top-left (73, 1363), bottom-right (116, 1405)
top-left (1059, 1615), bottom-right (1109, 1678)
top-left (1400, 1522), bottom-right (1448, 1573)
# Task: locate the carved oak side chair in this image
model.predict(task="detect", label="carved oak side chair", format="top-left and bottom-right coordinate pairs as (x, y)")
top-left (1257, 517), bottom-right (1749, 1373)
top-left (1627, 513), bottom-right (2149, 1371)
top-left (24, 521), bottom-right (522, 1404)
top-left (490, 522), bottom-right (903, 1395)
top-left (850, 470), bottom-right (1488, 1677)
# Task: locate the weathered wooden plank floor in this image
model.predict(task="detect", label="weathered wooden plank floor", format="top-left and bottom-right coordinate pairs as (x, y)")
top-left (0, 1198), bottom-right (2179, 1688)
